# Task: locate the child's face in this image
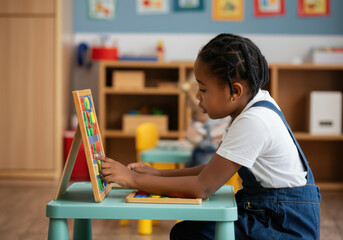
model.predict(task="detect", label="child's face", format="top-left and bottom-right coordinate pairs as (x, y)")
top-left (193, 57), bottom-right (233, 119)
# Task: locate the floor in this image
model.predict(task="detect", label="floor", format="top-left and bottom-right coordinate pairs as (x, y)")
top-left (0, 179), bottom-right (342, 240)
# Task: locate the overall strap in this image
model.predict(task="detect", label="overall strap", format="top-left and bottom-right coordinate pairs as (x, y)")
top-left (250, 100), bottom-right (315, 184)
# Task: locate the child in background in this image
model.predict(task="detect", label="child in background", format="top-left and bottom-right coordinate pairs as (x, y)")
top-left (186, 117), bottom-right (227, 167)
top-left (97, 33), bottom-right (321, 239)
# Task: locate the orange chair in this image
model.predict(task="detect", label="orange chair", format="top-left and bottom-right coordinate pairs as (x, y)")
top-left (226, 172), bottom-right (242, 194)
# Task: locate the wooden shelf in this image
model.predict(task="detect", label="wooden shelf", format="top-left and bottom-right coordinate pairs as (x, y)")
top-left (271, 63), bottom-right (343, 70)
top-left (104, 87), bottom-right (182, 95)
top-left (317, 182), bottom-right (343, 191)
top-left (99, 61), bottom-right (191, 164)
top-left (270, 63), bottom-right (343, 188)
top-left (104, 130), bottom-right (180, 138)
top-left (294, 132), bottom-right (343, 141)
top-left (100, 60), bottom-right (193, 69)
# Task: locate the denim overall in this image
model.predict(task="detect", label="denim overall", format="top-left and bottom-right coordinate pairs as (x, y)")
top-left (234, 101), bottom-right (321, 239)
top-left (170, 101), bottom-right (321, 240)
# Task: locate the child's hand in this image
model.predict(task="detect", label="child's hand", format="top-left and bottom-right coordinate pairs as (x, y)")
top-left (128, 162), bottom-right (160, 176)
top-left (95, 154), bottom-right (134, 188)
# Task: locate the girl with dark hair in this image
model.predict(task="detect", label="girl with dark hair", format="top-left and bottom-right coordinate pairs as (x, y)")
top-left (96, 33), bottom-right (321, 239)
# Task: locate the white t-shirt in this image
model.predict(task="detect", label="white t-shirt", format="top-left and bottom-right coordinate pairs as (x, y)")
top-left (217, 90), bottom-right (307, 188)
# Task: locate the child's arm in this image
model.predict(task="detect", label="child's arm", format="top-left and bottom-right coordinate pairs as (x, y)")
top-left (97, 154), bottom-right (240, 199)
top-left (127, 162), bottom-right (205, 177)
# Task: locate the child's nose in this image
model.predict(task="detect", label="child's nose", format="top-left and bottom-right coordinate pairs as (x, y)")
top-left (196, 89), bottom-right (201, 100)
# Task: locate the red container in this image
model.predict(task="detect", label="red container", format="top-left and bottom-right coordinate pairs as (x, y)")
top-left (91, 47), bottom-right (118, 60)
top-left (64, 130), bottom-right (90, 181)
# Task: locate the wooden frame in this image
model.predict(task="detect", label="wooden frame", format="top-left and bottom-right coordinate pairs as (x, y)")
top-left (136, 0), bottom-right (170, 14)
top-left (253, 0), bottom-right (285, 17)
top-left (212, 0), bottom-right (244, 21)
top-left (174, 0), bottom-right (204, 12)
top-left (126, 190), bottom-right (202, 204)
top-left (55, 89), bottom-right (111, 202)
top-left (87, 0), bottom-right (116, 19)
top-left (298, 0), bottom-right (330, 17)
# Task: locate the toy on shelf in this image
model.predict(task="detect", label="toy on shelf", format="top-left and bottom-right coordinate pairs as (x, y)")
top-left (118, 40), bottom-right (165, 62)
top-left (312, 47), bottom-right (343, 64)
top-left (112, 70), bottom-right (145, 89)
top-left (156, 40), bottom-right (164, 62)
top-left (92, 36), bottom-right (119, 61)
top-left (126, 106), bottom-right (165, 116)
top-left (123, 106), bottom-right (168, 133)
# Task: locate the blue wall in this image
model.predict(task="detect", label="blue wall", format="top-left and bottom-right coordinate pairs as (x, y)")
top-left (74, 0), bottom-right (343, 35)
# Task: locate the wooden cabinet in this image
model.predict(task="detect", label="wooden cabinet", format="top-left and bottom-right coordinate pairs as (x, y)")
top-left (99, 62), bottom-right (343, 189)
top-left (0, 0), bottom-right (54, 14)
top-left (0, 0), bottom-right (72, 179)
top-left (98, 61), bottom-right (193, 166)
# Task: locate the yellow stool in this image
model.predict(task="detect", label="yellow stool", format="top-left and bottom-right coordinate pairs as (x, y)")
top-left (121, 123), bottom-right (178, 235)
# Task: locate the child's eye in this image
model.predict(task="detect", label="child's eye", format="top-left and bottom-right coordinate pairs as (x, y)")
top-left (199, 89), bottom-right (207, 93)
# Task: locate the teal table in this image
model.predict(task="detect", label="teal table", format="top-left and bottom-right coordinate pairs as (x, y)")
top-left (46, 182), bottom-right (237, 240)
top-left (140, 147), bottom-right (192, 164)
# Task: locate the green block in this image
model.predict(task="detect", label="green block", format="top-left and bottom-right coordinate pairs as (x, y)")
top-left (83, 98), bottom-right (88, 110)
top-left (98, 178), bottom-right (103, 191)
top-left (83, 112), bottom-right (87, 122)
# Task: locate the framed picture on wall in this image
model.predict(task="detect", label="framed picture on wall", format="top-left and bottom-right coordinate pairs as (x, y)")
top-left (137, 0), bottom-right (170, 14)
top-left (298, 0), bottom-right (330, 17)
top-left (212, 0), bottom-right (244, 21)
top-left (174, 0), bottom-right (204, 12)
top-left (88, 0), bottom-right (116, 20)
top-left (253, 0), bottom-right (285, 17)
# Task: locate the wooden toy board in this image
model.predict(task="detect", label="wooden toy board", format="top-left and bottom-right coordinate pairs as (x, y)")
top-left (55, 89), bottom-right (111, 202)
top-left (126, 190), bottom-right (202, 204)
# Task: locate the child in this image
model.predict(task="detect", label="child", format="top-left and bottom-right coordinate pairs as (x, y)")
top-left (97, 33), bottom-right (321, 239)
top-left (186, 117), bottom-right (227, 167)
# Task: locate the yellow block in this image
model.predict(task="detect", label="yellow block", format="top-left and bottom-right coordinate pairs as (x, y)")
top-left (150, 194), bottom-right (161, 198)
top-left (94, 164), bottom-right (99, 175)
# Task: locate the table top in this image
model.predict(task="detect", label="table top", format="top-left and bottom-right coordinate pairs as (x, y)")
top-left (140, 147), bottom-right (192, 163)
top-left (46, 182), bottom-right (237, 221)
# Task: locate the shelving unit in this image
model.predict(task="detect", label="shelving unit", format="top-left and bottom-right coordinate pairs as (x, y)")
top-left (99, 61), bottom-right (343, 190)
top-left (99, 61), bottom-right (193, 166)
top-left (269, 63), bottom-right (343, 190)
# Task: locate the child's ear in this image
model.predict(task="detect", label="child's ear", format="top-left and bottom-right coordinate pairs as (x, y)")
top-left (231, 82), bottom-right (243, 101)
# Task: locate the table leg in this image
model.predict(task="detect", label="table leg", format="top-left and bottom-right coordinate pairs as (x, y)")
top-left (73, 219), bottom-right (92, 240)
top-left (215, 221), bottom-right (235, 240)
top-left (48, 218), bottom-right (69, 240)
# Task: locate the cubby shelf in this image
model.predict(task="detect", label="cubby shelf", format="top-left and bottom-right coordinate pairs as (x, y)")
top-left (99, 61), bottom-right (343, 189)
top-left (294, 132), bottom-right (343, 141)
top-left (269, 63), bottom-right (343, 190)
top-left (103, 129), bottom-right (181, 138)
top-left (99, 61), bottom-right (193, 166)
top-left (104, 87), bottom-right (182, 95)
